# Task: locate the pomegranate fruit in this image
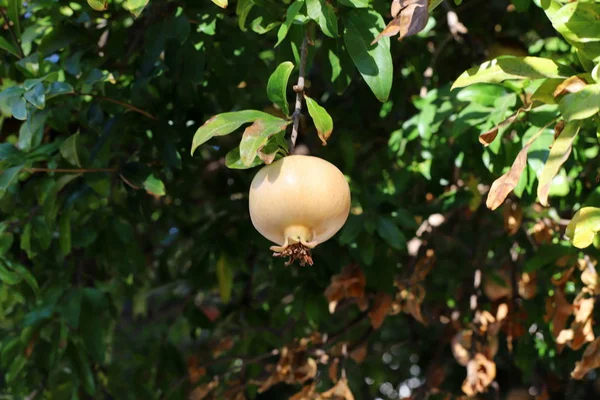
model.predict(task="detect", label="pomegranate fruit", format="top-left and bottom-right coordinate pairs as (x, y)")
top-left (249, 155), bottom-right (351, 266)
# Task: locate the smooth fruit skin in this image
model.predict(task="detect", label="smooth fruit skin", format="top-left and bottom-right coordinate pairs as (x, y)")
top-left (249, 155), bottom-right (351, 249)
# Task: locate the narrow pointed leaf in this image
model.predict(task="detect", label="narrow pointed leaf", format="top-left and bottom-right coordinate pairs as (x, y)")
top-left (87, 0), bottom-right (108, 11)
top-left (0, 36), bottom-right (20, 57)
top-left (8, 0), bottom-right (21, 39)
top-left (276, 0), bottom-right (304, 47)
top-left (559, 83), bottom-right (600, 121)
top-left (306, 0), bottom-right (338, 37)
top-left (267, 61), bottom-right (294, 116)
top-left (304, 95), bottom-right (334, 145)
top-left (212, 0), bottom-right (228, 8)
top-left (23, 82), bottom-right (45, 109)
top-left (343, 9), bottom-right (393, 102)
top-left (60, 133), bottom-right (82, 167)
top-left (216, 254), bottom-right (233, 304)
top-left (452, 57), bottom-right (574, 90)
top-left (537, 120), bottom-right (581, 206)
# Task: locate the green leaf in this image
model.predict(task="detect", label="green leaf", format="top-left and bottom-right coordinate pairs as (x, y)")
top-left (338, 0), bottom-right (368, 8)
top-left (18, 110), bottom-right (47, 151)
top-left (0, 36), bottom-right (20, 57)
top-left (276, 0), bottom-right (304, 47)
top-left (69, 341), bottom-right (96, 396)
top-left (239, 118), bottom-right (290, 166)
top-left (559, 83), bottom-right (600, 121)
top-left (5, 355), bottom-right (26, 383)
top-left (59, 212), bottom-right (72, 257)
top-left (23, 82), bottom-right (45, 110)
top-left (225, 147), bottom-right (263, 169)
top-left (304, 95), bottom-right (334, 145)
top-left (143, 174), bottom-right (166, 196)
top-left (537, 120), bottom-right (581, 206)
top-left (548, 2), bottom-right (600, 63)
top-left (124, 0), bottom-right (148, 17)
top-left (191, 110), bottom-right (282, 155)
top-left (60, 289), bottom-right (82, 329)
top-left (0, 166), bottom-right (22, 198)
top-left (212, 0), bottom-right (228, 8)
top-left (343, 9), bottom-right (393, 102)
top-left (567, 207), bottom-right (600, 248)
top-left (267, 61), bottom-right (294, 116)
top-left (11, 262), bottom-right (39, 296)
top-left (216, 254), bottom-right (233, 304)
top-left (452, 57), bottom-right (575, 89)
top-left (456, 84), bottom-right (507, 107)
top-left (237, 0), bottom-right (256, 31)
top-left (8, 0), bottom-right (21, 39)
top-left (0, 259), bottom-right (22, 285)
top-left (87, 0), bottom-right (108, 11)
top-left (46, 82), bottom-right (74, 99)
top-left (60, 133), bottom-right (82, 167)
top-left (0, 233), bottom-right (13, 257)
top-left (10, 96), bottom-right (27, 120)
top-left (307, 0), bottom-right (338, 38)
top-left (376, 217), bottom-right (405, 250)
top-left (339, 215), bottom-right (363, 245)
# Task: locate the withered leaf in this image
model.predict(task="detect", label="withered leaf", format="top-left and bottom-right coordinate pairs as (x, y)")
top-left (257, 145), bottom-right (278, 164)
top-left (325, 265), bottom-right (366, 314)
top-left (410, 249), bottom-right (436, 284)
top-left (290, 383), bottom-right (317, 400)
top-left (570, 296), bottom-right (595, 350)
top-left (572, 337), bottom-right (600, 379)
top-left (350, 342), bottom-right (368, 364)
top-left (553, 76), bottom-right (587, 98)
top-left (451, 330), bottom-right (473, 367)
top-left (369, 292), bottom-right (393, 329)
top-left (321, 377), bottom-right (356, 400)
top-left (486, 123), bottom-right (547, 210)
top-left (187, 355), bottom-right (207, 384)
top-left (518, 272), bottom-right (537, 300)
top-left (328, 358), bottom-right (339, 383)
top-left (503, 201), bottom-right (523, 236)
top-left (548, 287), bottom-right (573, 342)
top-left (372, 0), bottom-right (428, 45)
top-left (189, 377), bottom-right (219, 400)
top-left (461, 353), bottom-right (496, 396)
top-left (479, 103), bottom-right (533, 147)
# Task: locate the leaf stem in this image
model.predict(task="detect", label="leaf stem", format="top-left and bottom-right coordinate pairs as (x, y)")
top-left (0, 7), bottom-right (24, 58)
top-left (24, 167), bottom-right (116, 173)
top-left (289, 32), bottom-right (310, 154)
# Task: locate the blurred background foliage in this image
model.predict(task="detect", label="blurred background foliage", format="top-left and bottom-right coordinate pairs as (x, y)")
top-left (1, 0), bottom-right (600, 399)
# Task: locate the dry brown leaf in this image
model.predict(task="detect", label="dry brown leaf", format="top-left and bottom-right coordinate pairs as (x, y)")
top-left (503, 201), bottom-right (523, 236)
top-left (570, 296), bottom-right (595, 350)
top-left (451, 330), bottom-right (472, 367)
top-left (410, 249), bottom-right (436, 284)
top-left (572, 337), bottom-right (600, 379)
top-left (394, 284), bottom-right (427, 325)
top-left (372, 0), bottom-right (428, 45)
top-left (328, 358), bottom-right (339, 383)
top-left (369, 293), bottom-right (393, 329)
top-left (426, 363), bottom-right (446, 390)
top-left (486, 125), bottom-right (545, 210)
top-left (258, 343), bottom-right (317, 394)
top-left (290, 383), bottom-right (317, 400)
top-left (581, 264), bottom-right (599, 294)
top-left (257, 145), bottom-right (278, 164)
top-left (553, 76), bottom-right (587, 98)
top-left (187, 355), bottom-right (207, 385)
top-left (350, 343), bottom-right (368, 364)
top-left (189, 378), bottom-right (219, 400)
top-left (518, 272), bottom-right (537, 300)
top-left (551, 266), bottom-right (575, 286)
top-left (549, 287), bottom-right (574, 342)
top-left (461, 353), bottom-right (496, 396)
top-left (536, 387), bottom-right (550, 400)
top-left (479, 103), bottom-right (533, 147)
top-left (320, 377), bottom-right (355, 400)
top-left (325, 264), bottom-right (366, 314)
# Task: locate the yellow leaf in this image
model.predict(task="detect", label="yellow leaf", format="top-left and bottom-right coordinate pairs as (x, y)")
top-left (212, 0), bottom-right (228, 8)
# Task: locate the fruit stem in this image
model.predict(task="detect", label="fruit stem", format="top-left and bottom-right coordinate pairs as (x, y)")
top-left (290, 29), bottom-right (310, 154)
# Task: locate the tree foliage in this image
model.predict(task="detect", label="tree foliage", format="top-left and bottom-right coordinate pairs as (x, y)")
top-left (1, 0), bottom-right (600, 399)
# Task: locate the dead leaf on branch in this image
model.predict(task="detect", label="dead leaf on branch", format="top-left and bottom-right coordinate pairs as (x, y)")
top-left (562, 295), bottom-right (595, 351)
top-left (350, 342), bottom-right (368, 364)
top-left (461, 353), bottom-right (496, 396)
top-left (391, 282), bottom-right (427, 325)
top-left (572, 338), bottom-right (600, 379)
top-left (328, 358), bottom-right (339, 383)
top-left (372, 0), bottom-right (429, 45)
top-left (479, 103), bottom-right (533, 147)
top-left (258, 342), bottom-right (317, 394)
top-left (189, 377), bottom-right (219, 400)
top-left (545, 286), bottom-right (573, 343)
top-left (187, 355), bottom-right (207, 384)
top-left (553, 76), bottom-right (587, 98)
top-left (369, 292), bottom-right (393, 329)
top-left (486, 124), bottom-right (547, 210)
top-left (410, 249), bottom-right (436, 285)
top-left (320, 377), bottom-right (356, 400)
top-left (503, 200), bottom-right (523, 236)
top-left (325, 264), bottom-right (366, 314)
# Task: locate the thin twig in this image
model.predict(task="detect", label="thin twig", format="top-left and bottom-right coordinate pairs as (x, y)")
top-left (0, 8), bottom-right (24, 58)
top-left (24, 167), bottom-right (116, 173)
top-left (289, 32), bottom-right (310, 153)
top-left (70, 93), bottom-right (157, 120)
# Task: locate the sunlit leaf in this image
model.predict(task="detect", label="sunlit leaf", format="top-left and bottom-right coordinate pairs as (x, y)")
top-left (537, 120), bottom-right (581, 206)
top-left (276, 0), bottom-right (304, 47)
top-left (267, 61), bottom-right (294, 116)
top-left (306, 0), bottom-right (338, 38)
top-left (304, 95), bottom-right (333, 145)
top-left (566, 207), bottom-right (600, 249)
top-left (87, 0), bottom-right (108, 11)
top-left (559, 83), bottom-right (600, 121)
top-left (239, 118), bottom-right (290, 166)
top-left (211, 0), bottom-right (228, 9)
top-left (372, 0), bottom-right (428, 44)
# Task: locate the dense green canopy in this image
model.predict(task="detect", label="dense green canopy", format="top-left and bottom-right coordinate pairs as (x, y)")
top-left (1, 0), bottom-right (600, 399)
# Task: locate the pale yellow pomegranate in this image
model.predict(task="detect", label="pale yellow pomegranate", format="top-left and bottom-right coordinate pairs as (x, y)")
top-left (249, 155), bottom-right (351, 266)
